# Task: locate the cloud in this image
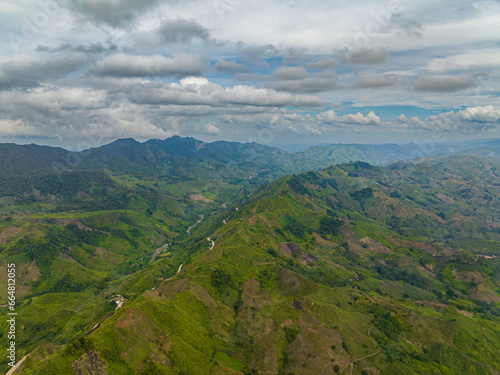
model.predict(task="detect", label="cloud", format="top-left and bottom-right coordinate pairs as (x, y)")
top-left (220, 85), bottom-right (324, 107)
top-left (282, 46), bottom-right (306, 63)
top-left (306, 58), bottom-right (336, 69)
top-left (355, 75), bottom-right (394, 88)
top-left (0, 77), bottom-right (326, 141)
top-left (66, 0), bottom-right (161, 28)
top-left (425, 49), bottom-right (500, 72)
top-left (343, 48), bottom-right (387, 64)
top-left (220, 112), bottom-right (325, 135)
top-left (458, 105), bottom-right (500, 123)
top-left (317, 110), bottom-right (381, 125)
top-left (415, 74), bottom-right (473, 92)
top-left (339, 111), bottom-right (381, 125)
top-left (267, 77), bottom-right (337, 93)
top-left (214, 59), bottom-right (244, 73)
top-left (238, 43), bottom-right (279, 61)
top-left (158, 19), bottom-right (210, 43)
top-left (390, 13), bottom-right (423, 37)
top-left (0, 84), bottom-right (177, 140)
top-left (5, 86), bottom-right (107, 112)
top-left (89, 75), bottom-right (325, 108)
top-left (0, 119), bottom-right (45, 137)
top-left (401, 105), bottom-right (500, 133)
top-left (202, 123), bottom-right (221, 134)
top-left (0, 55), bottom-right (89, 88)
top-left (266, 68), bottom-right (337, 93)
top-left (1, 0), bottom-right (499, 144)
top-left (316, 110), bottom-right (338, 123)
top-left (91, 53), bottom-right (206, 77)
top-left (37, 42), bottom-right (118, 54)
top-left (272, 66), bottom-right (308, 80)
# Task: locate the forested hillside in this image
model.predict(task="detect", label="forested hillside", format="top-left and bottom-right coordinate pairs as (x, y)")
top-left (1, 150), bottom-right (498, 374)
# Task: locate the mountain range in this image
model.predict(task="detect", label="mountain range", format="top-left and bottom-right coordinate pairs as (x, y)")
top-left (0, 137), bottom-right (498, 374)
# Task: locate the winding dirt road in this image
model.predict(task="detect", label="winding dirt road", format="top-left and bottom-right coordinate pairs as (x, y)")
top-left (6, 355), bottom-right (29, 375)
top-left (207, 237), bottom-right (215, 250)
top-left (149, 243), bottom-right (170, 264)
top-left (186, 215), bottom-right (204, 237)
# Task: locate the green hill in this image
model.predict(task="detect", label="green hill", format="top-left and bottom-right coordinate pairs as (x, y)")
top-left (6, 154), bottom-right (499, 375)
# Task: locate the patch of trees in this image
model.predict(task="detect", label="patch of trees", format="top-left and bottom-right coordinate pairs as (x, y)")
top-left (1, 171), bottom-right (132, 212)
top-left (11, 224), bottom-right (103, 272)
top-left (350, 187), bottom-right (373, 201)
top-left (64, 337), bottom-right (94, 357)
top-left (110, 228), bottom-right (138, 248)
top-left (390, 190), bottom-right (401, 198)
top-left (283, 213), bottom-right (306, 239)
top-left (318, 216), bottom-right (343, 235)
top-left (50, 272), bottom-right (88, 293)
top-left (375, 261), bottom-right (434, 292)
top-left (287, 175), bottom-right (308, 195)
top-left (211, 268), bottom-right (233, 292)
top-left (300, 171), bottom-right (338, 189)
top-left (283, 324), bottom-right (301, 344)
top-left (352, 161), bottom-right (376, 170)
top-left (337, 242), bottom-right (360, 264)
top-left (370, 304), bottom-right (410, 341)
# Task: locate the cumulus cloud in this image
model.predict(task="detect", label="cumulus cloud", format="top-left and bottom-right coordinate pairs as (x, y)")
top-left (6, 86), bottom-right (107, 112)
top-left (221, 85), bottom-right (324, 107)
top-left (0, 119), bottom-right (45, 137)
top-left (415, 75), bottom-right (473, 92)
top-left (390, 13), bottom-right (423, 37)
top-left (339, 111), bottom-right (381, 125)
top-left (66, 0), bottom-right (161, 28)
top-left (0, 55), bottom-right (89, 88)
top-left (220, 112), bottom-right (324, 135)
top-left (400, 105), bottom-right (500, 133)
top-left (272, 66), bottom-right (309, 80)
top-left (238, 43), bottom-right (279, 61)
top-left (425, 49), bottom-right (500, 73)
top-left (342, 48), bottom-right (387, 64)
top-left (0, 0), bottom-right (499, 144)
top-left (91, 53), bottom-right (206, 77)
top-left (458, 105), bottom-right (500, 123)
top-left (316, 110), bottom-right (338, 123)
top-left (202, 123), bottom-right (221, 134)
top-left (282, 46), bottom-right (306, 63)
top-left (158, 19), bottom-right (210, 43)
top-left (37, 42), bottom-right (118, 54)
top-left (214, 59), bottom-right (245, 73)
top-left (267, 77), bottom-right (337, 93)
top-left (306, 58), bottom-right (336, 69)
top-left (0, 78), bottom-right (326, 141)
top-left (356, 75), bottom-right (394, 88)
top-left (317, 110), bottom-right (381, 125)
top-left (266, 68), bottom-right (337, 93)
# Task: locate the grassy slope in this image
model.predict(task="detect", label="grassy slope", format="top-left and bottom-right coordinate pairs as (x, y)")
top-left (15, 155), bottom-right (500, 375)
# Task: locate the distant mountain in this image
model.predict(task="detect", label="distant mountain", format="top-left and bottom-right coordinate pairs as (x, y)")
top-left (2, 137), bottom-right (498, 181)
top-left (0, 143), bottom-right (68, 176)
top-left (461, 145), bottom-right (500, 159)
top-left (0, 137), bottom-right (289, 206)
top-left (1, 136), bottom-right (499, 215)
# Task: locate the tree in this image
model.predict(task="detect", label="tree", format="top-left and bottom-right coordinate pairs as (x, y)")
top-left (318, 216), bottom-right (343, 235)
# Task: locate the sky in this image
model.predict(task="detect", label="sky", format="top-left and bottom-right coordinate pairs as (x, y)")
top-left (0, 0), bottom-right (499, 149)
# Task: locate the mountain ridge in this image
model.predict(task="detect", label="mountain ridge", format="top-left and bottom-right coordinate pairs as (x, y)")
top-left (2, 153), bottom-right (498, 374)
